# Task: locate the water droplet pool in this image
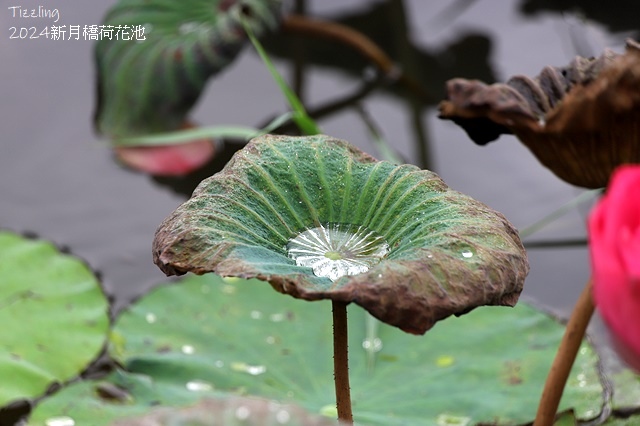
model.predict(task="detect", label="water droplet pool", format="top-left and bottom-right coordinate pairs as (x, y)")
top-left (185, 380), bottom-right (213, 392)
top-left (287, 223), bottom-right (389, 281)
top-left (45, 417), bottom-right (75, 426)
top-left (145, 313), bottom-right (156, 324)
top-left (461, 250), bottom-right (473, 259)
top-left (250, 310), bottom-right (263, 320)
top-left (181, 344), bottom-right (195, 355)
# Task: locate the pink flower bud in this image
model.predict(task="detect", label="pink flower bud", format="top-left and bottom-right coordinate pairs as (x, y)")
top-left (114, 139), bottom-right (215, 176)
top-left (589, 165), bottom-right (640, 371)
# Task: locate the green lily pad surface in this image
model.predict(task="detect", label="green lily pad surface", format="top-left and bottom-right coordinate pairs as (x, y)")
top-left (153, 134), bottom-right (529, 334)
top-left (30, 370), bottom-right (340, 426)
top-left (110, 395), bottom-right (344, 426)
top-left (95, 0), bottom-right (283, 138)
top-left (32, 274), bottom-right (603, 425)
top-left (0, 231), bottom-right (109, 406)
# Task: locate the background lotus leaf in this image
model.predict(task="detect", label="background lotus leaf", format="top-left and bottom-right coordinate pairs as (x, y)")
top-left (31, 274), bottom-right (603, 425)
top-left (153, 134), bottom-right (528, 334)
top-left (439, 40), bottom-right (640, 188)
top-left (0, 231), bottom-right (109, 407)
top-left (94, 0), bottom-right (283, 138)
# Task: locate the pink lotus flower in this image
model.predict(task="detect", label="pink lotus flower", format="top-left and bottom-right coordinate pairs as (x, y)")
top-left (113, 122), bottom-right (216, 176)
top-left (589, 165), bottom-right (640, 372)
top-left (114, 139), bottom-right (215, 176)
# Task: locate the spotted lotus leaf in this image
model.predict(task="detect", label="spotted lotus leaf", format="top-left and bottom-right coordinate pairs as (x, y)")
top-left (94, 0), bottom-right (283, 138)
top-left (153, 134), bottom-right (529, 334)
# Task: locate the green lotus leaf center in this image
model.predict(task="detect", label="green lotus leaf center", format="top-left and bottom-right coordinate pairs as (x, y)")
top-left (287, 223), bottom-right (390, 282)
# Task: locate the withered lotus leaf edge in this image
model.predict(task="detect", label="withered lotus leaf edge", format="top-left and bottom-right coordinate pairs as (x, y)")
top-left (439, 39), bottom-right (640, 189)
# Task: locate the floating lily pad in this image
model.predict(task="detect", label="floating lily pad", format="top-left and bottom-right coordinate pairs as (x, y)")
top-left (153, 134), bottom-right (529, 334)
top-left (0, 231), bottom-right (109, 407)
top-left (29, 369), bottom-right (340, 426)
top-left (94, 0), bottom-right (283, 138)
top-left (111, 395), bottom-right (344, 426)
top-left (28, 370), bottom-right (217, 425)
top-left (26, 274), bottom-right (604, 425)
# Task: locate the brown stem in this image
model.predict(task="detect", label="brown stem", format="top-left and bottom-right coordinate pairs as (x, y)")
top-left (332, 300), bottom-right (353, 424)
top-left (291, 0), bottom-right (307, 102)
top-left (281, 14), bottom-right (433, 104)
top-left (534, 278), bottom-right (595, 426)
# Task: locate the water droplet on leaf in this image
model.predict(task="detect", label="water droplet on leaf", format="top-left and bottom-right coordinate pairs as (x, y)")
top-left (235, 406), bottom-right (251, 420)
top-left (276, 409), bottom-right (291, 424)
top-left (185, 380), bottom-right (213, 392)
top-left (231, 362), bottom-right (267, 375)
top-left (287, 223), bottom-right (389, 282)
top-left (362, 337), bottom-right (383, 352)
top-left (45, 417), bottom-right (75, 426)
top-left (269, 313), bottom-right (285, 322)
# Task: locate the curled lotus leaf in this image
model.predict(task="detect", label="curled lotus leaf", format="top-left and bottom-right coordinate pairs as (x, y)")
top-left (153, 134), bottom-right (529, 334)
top-left (94, 0), bottom-right (283, 138)
top-left (439, 39), bottom-right (640, 188)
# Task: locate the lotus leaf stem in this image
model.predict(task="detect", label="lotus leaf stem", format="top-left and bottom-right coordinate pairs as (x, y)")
top-left (332, 301), bottom-right (353, 423)
top-left (281, 14), bottom-right (432, 103)
top-left (534, 278), bottom-right (594, 426)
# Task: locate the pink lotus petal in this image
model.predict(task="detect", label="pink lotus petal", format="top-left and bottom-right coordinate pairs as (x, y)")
top-left (610, 318), bottom-right (640, 373)
top-left (589, 165), bottom-right (640, 372)
top-left (115, 139), bottom-right (215, 176)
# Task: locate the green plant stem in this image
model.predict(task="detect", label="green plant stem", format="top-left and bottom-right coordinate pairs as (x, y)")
top-left (534, 278), bottom-right (595, 426)
top-left (242, 17), bottom-right (321, 135)
top-left (332, 301), bottom-right (353, 424)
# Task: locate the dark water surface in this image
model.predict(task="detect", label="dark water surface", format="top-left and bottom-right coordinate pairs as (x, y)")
top-left (0, 0), bottom-right (634, 368)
